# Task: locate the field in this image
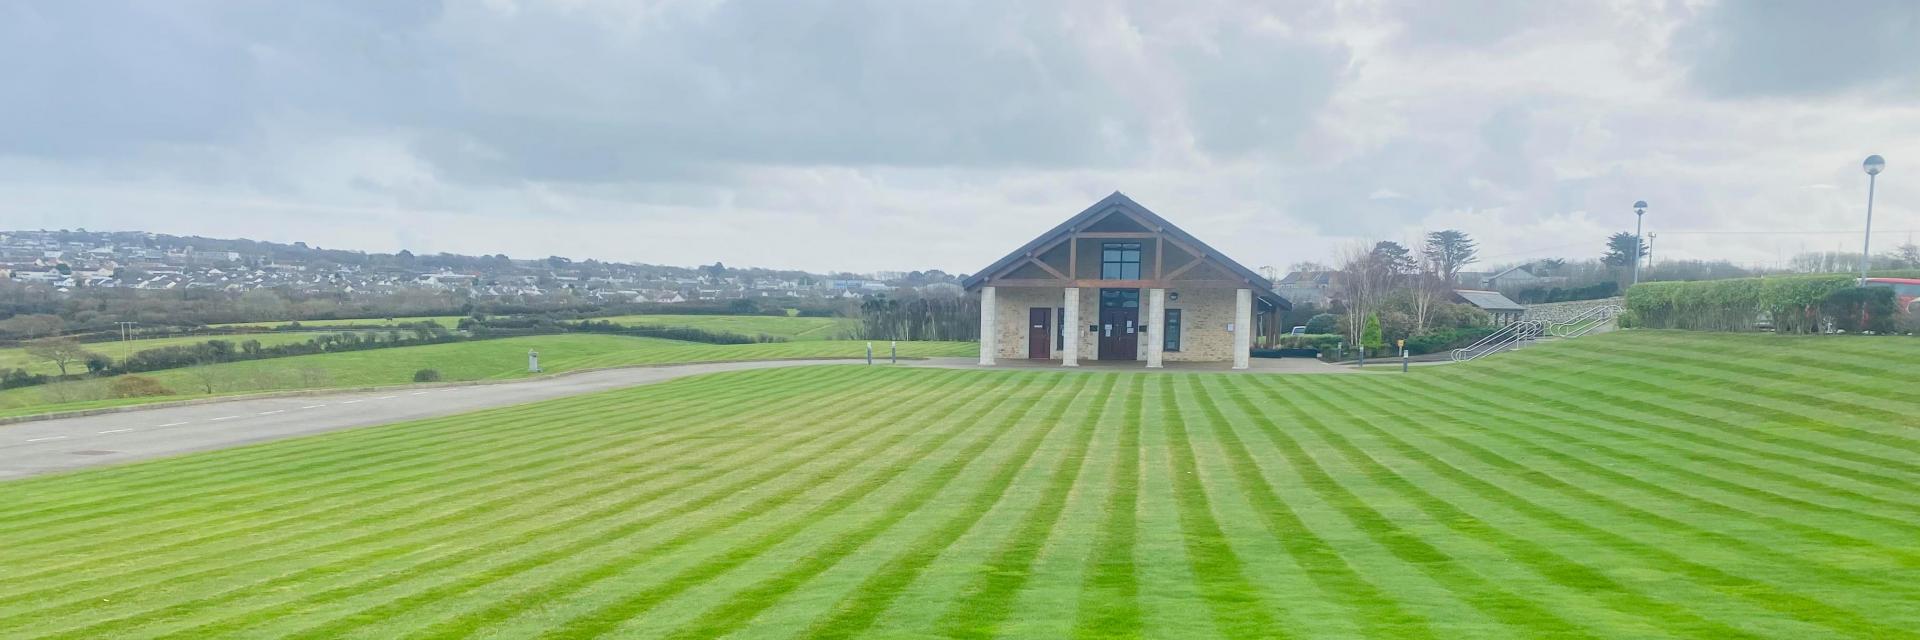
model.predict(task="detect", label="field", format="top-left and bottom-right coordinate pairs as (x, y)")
top-left (209, 316), bottom-right (466, 329)
top-left (0, 336), bottom-right (974, 418)
top-left (0, 332), bottom-right (373, 376)
top-left (0, 330), bottom-right (1915, 638)
top-left (590, 314), bottom-right (858, 341)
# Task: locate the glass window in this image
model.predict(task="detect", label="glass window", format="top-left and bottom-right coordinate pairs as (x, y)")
top-left (1101, 242), bottom-right (1141, 280)
top-left (1100, 289), bottom-right (1139, 308)
top-left (1164, 309), bottom-right (1182, 352)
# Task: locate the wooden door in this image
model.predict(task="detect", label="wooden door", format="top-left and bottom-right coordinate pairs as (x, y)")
top-left (1098, 306), bottom-right (1139, 360)
top-left (1028, 307), bottom-right (1052, 359)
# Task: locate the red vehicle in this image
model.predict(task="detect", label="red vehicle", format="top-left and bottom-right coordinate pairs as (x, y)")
top-left (1862, 277), bottom-right (1920, 315)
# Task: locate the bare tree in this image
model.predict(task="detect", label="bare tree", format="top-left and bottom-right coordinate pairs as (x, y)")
top-left (1337, 242), bottom-right (1397, 346)
top-left (24, 338), bottom-right (96, 377)
top-left (1411, 242), bottom-right (1444, 335)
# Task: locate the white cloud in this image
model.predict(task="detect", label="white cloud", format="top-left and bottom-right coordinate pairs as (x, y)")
top-left (0, 0), bottom-right (1916, 274)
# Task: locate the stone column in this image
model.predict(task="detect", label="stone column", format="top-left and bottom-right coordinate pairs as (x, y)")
top-left (1146, 288), bottom-right (1165, 368)
top-left (978, 286), bottom-right (997, 366)
top-left (1233, 288), bottom-right (1252, 370)
top-left (1061, 288), bottom-right (1080, 367)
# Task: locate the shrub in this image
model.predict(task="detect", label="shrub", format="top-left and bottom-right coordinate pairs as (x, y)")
top-left (412, 369), bottom-right (443, 383)
top-left (108, 376), bottom-right (174, 398)
top-left (1303, 313), bottom-right (1339, 335)
top-left (1403, 326), bottom-right (1497, 355)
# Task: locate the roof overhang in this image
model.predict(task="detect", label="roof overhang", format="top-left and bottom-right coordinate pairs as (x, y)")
top-left (961, 192), bottom-right (1289, 310)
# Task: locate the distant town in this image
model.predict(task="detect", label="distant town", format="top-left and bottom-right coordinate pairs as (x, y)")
top-left (0, 229), bottom-right (967, 303)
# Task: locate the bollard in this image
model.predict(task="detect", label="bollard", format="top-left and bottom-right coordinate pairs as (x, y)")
top-left (1357, 346), bottom-right (1364, 368)
top-left (866, 342), bottom-right (873, 365)
top-left (890, 341), bottom-right (897, 364)
top-left (1402, 348), bottom-right (1409, 373)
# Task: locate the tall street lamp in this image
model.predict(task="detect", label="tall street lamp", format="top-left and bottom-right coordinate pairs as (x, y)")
top-left (1862, 155), bottom-right (1885, 282)
top-left (1632, 201), bottom-right (1647, 286)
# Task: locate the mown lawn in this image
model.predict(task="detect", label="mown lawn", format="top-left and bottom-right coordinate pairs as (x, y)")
top-left (590, 314), bottom-right (858, 341)
top-left (0, 335), bottom-right (974, 418)
top-left (0, 331), bottom-right (1916, 638)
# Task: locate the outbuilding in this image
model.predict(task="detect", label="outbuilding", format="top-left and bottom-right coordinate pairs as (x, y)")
top-left (961, 192), bottom-right (1289, 369)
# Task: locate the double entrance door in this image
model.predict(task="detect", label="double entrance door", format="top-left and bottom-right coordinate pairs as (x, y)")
top-left (1098, 288), bottom-right (1139, 361)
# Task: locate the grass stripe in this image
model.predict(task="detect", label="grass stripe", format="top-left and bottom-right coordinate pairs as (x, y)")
top-left (1189, 375), bottom-right (1438, 638)
top-left (517, 373), bottom-right (1060, 639)
top-left (1275, 377), bottom-right (1912, 639)
top-left (127, 371), bottom-right (965, 640)
top-left (1220, 377), bottom-right (1602, 639)
top-left (928, 374), bottom-right (1119, 639)
top-left (1386, 375), bottom-right (1920, 556)
top-left (681, 375), bottom-right (1091, 639)
top-left (260, 370), bottom-right (997, 640)
top-left (1155, 375), bottom-right (1287, 638)
top-left (1072, 374), bottom-right (1146, 639)
top-left (1436, 367), bottom-right (1920, 516)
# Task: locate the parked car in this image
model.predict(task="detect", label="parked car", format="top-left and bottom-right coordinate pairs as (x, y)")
top-left (1862, 277), bottom-right (1920, 315)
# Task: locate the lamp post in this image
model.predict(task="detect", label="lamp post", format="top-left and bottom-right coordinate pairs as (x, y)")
top-left (1862, 155), bottom-right (1885, 283)
top-left (1632, 201), bottom-right (1647, 286)
top-left (1645, 232), bottom-right (1657, 271)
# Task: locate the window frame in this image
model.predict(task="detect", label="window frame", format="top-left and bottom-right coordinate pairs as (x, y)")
top-left (1100, 242), bottom-right (1142, 280)
top-left (1163, 308), bottom-right (1182, 352)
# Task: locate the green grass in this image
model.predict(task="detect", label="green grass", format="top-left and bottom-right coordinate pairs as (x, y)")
top-left (208, 316), bottom-right (466, 329)
top-left (589, 314), bottom-right (858, 340)
top-left (0, 332), bottom-right (373, 376)
top-left (1, 330), bottom-right (1917, 638)
top-left (0, 335), bottom-right (973, 418)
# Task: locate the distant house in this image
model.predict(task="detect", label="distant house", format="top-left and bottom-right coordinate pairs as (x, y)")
top-left (1274, 270), bottom-right (1344, 307)
top-left (1451, 289), bottom-right (1527, 325)
top-left (1481, 265), bottom-right (1543, 290)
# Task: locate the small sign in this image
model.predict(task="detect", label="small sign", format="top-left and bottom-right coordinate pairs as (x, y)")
top-left (1226, 323), bottom-right (1236, 333)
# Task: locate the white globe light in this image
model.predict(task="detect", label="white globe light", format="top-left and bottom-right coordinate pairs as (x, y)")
top-left (1865, 155), bottom-right (1885, 175)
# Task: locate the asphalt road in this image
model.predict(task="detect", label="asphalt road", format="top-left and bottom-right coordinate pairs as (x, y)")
top-left (0, 359), bottom-right (860, 481)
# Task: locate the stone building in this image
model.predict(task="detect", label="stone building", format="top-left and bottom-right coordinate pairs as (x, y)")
top-left (961, 192), bottom-right (1289, 369)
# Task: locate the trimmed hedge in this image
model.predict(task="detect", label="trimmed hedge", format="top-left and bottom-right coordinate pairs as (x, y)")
top-left (1625, 272), bottom-right (1912, 333)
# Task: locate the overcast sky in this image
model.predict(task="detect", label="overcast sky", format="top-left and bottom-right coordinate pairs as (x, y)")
top-left (3, 0), bottom-right (1917, 274)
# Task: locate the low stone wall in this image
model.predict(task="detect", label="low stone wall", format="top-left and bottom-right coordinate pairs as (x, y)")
top-left (1522, 296), bottom-right (1624, 324)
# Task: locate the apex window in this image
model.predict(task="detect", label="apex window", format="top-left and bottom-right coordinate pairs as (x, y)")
top-left (1101, 242), bottom-right (1141, 279)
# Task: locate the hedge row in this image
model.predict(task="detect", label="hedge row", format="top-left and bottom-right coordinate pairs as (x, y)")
top-left (1624, 271), bottom-right (1917, 333)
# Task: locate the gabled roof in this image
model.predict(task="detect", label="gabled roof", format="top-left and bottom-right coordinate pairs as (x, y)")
top-left (1484, 264), bottom-right (1538, 281)
top-left (1452, 289), bottom-right (1525, 311)
top-left (961, 191), bottom-right (1286, 308)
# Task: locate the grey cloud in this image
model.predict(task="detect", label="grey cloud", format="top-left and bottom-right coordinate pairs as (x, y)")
top-left (1, 1), bottom-right (1359, 188)
top-left (1674, 1), bottom-right (1920, 98)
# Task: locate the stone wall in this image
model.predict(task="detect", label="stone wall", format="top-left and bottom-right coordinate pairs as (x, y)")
top-left (989, 285), bottom-right (1244, 362)
top-left (1521, 296), bottom-right (1624, 325)
top-left (1162, 287), bottom-right (1238, 362)
top-left (993, 287), bottom-right (1062, 360)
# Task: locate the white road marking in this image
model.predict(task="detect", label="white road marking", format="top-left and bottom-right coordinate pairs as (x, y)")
top-left (300, 405), bottom-right (326, 409)
top-left (27, 436), bottom-right (67, 442)
top-left (257, 410), bottom-right (285, 415)
top-left (208, 416), bottom-right (241, 422)
top-left (340, 400), bottom-right (363, 405)
top-left (157, 421), bottom-right (188, 427)
top-left (375, 396), bottom-right (398, 400)
top-left (410, 391), bottom-right (429, 396)
top-left (98, 428), bottom-right (135, 434)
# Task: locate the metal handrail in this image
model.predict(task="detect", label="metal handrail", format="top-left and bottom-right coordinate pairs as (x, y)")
top-left (1450, 320), bottom-right (1542, 362)
top-left (1546, 304), bottom-right (1623, 338)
